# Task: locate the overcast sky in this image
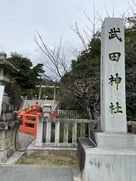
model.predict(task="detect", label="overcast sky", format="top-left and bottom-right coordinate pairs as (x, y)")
top-left (0, 0), bottom-right (135, 78)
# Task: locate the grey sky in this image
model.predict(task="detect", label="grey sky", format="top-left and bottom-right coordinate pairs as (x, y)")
top-left (0, 0), bottom-right (135, 78)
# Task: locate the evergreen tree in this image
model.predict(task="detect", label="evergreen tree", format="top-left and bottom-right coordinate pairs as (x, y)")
top-left (61, 37), bottom-right (101, 119)
top-left (7, 53), bottom-right (45, 95)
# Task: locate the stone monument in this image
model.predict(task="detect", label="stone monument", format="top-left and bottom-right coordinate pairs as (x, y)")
top-left (101, 17), bottom-right (127, 133)
top-left (78, 18), bottom-right (136, 181)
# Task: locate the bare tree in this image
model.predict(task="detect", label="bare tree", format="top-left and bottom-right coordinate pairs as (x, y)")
top-left (35, 32), bottom-right (69, 80)
top-left (128, 0), bottom-right (136, 15)
top-left (125, 0), bottom-right (136, 28)
top-left (70, 2), bottom-right (102, 53)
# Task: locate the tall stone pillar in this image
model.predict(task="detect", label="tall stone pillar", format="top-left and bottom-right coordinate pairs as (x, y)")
top-left (101, 18), bottom-right (127, 133)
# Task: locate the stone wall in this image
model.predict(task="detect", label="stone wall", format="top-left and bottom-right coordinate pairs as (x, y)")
top-left (0, 121), bottom-right (19, 163)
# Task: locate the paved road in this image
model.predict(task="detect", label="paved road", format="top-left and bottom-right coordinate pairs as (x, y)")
top-left (2, 132), bottom-right (81, 181)
top-left (0, 165), bottom-right (74, 181)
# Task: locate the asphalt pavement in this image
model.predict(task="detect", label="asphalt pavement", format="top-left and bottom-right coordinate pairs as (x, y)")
top-left (0, 165), bottom-right (74, 181)
top-left (0, 131), bottom-right (81, 181)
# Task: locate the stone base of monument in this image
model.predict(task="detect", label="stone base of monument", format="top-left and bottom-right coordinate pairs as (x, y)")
top-left (78, 133), bottom-right (136, 181)
top-left (95, 132), bottom-right (136, 148)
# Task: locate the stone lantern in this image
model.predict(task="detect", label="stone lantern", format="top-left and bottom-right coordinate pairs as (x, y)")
top-left (0, 52), bottom-right (20, 163)
top-left (0, 52), bottom-right (19, 120)
top-left (0, 52), bottom-right (18, 85)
